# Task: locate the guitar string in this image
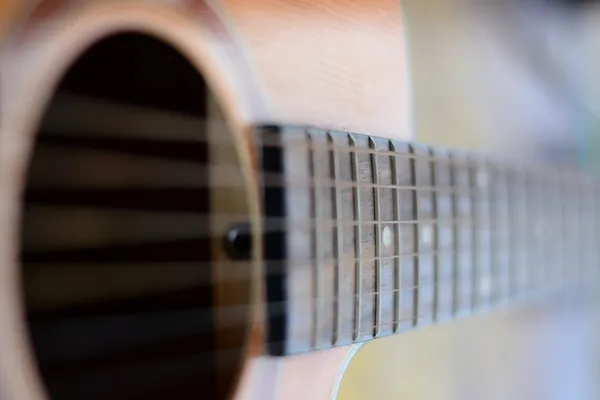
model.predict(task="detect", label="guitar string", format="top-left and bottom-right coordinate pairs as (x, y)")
top-left (24, 226), bottom-right (595, 349)
top-left (31, 115), bottom-right (600, 353)
top-left (21, 208), bottom-right (590, 244)
top-left (40, 120), bottom-right (596, 177)
top-left (26, 279), bottom-right (590, 361)
top-left (28, 156), bottom-right (595, 193)
top-left (26, 281), bottom-right (582, 375)
top-left (24, 248), bottom-right (587, 313)
top-left (38, 146), bottom-right (600, 191)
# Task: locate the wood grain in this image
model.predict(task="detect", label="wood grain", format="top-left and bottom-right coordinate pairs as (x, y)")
top-left (220, 0), bottom-right (413, 140)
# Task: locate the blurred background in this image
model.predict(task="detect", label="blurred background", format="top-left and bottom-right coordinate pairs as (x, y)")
top-left (340, 1), bottom-right (600, 399)
top-left (406, 0), bottom-right (600, 165)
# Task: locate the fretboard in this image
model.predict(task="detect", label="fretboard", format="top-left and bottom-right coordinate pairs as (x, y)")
top-left (259, 125), bottom-right (599, 356)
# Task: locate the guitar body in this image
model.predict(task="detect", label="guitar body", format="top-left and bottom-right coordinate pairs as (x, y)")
top-left (0, 1), bottom-right (598, 400)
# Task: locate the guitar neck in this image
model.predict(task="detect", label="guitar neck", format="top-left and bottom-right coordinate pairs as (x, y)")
top-left (259, 125), bottom-right (599, 356)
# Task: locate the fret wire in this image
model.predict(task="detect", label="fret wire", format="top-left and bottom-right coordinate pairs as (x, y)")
top-left (517, 167), bottom-right (526, 296)
top-left (587, 186), bottom-right (594, 283)
top-left (527, 173), bottom-right (534, 291)
top-left (501, 167), bottom-right (509, 300)
top-left (573, 185), bottom-right (581, 288)
top-left (582, 185), bottom-right (589, 285)
top-left (505, 169), bottom-right (520, 298)
top-left (541, 175), bottom-right (549, 290)
top-left (503, 168), bottom-right (514, 298)
top-left (540, 176), bottom-right (548, 290)
top-left (590, 186), bottom-right (595, 282)
top-left (530, 173), bottom-right (537, 291)
top-left (592, 185), bottom-right (599, 282)
top-left (489, 163), bottom-right (498, 303)
top-left (542, 178), bottom-right (552, 288)
top-left (349, 134), bottom-right (362, 341)
top-left (449, 153), bottom-right (460, 316)
top-left (480, 161), bottom-right (490, 305)
top-left (522, 169), bottom-right (530, 294)
top-left (592, 185), bottom-right (597, 282)
top-left (328, 133), bottom-right (343, 345)
top-left (594, 184), bottom-right (600, 282)
top-left (507, 168), bottom-right (517, 298)
top-left (498, 166), bottom-right (505, 304)
top-left (533, 174), bottom-right (542, 292)
top-left (370, 138), bottom-right (382, 337)
top-left (585, 185), bottom-right (594, 283)
top-left (469, 158), bottom-right (479, 310)
top-left (558, 178), bottom-right (566, 293)
top-left (597, 183), bottom-right (600, 282)
top-left (532, 173), bottom-right (539, 290)
top-left (430, 148), bottom-right (440, 321)
top-left (590, 185), bottom-right (600, 283)
top-left (551, 177), bottom-right (562, 291)
top-left (409, 144), bottom-right (419, 326)
top-left (307, 131), bottom-right (321, 349)
top-left (580, 185), bottom-right (587, 285)
top-left (582, 185), bottom-right (589, 284)
top-left (390, 141), bottom-right (402, 333)
top-left (555, 178), bottom-right (563, 291)
top-left (261, 129), bottom-right (600, 346)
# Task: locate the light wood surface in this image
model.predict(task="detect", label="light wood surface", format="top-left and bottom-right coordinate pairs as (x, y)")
top-left (220, 0), bottom-right (413, 140)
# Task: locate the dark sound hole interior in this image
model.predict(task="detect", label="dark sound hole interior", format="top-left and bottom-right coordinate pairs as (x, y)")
top-left (19, 33), bottom-right (249, 400)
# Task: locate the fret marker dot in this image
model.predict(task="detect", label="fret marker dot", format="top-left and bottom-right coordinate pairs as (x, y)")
top-left (383, 226), bottom-right (392, 248)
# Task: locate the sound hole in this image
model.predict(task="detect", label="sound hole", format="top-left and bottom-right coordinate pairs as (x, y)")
top-left (19, 33), bottom-right (251, 400)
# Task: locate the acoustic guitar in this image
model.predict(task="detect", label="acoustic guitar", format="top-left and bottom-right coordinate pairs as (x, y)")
top-left (0, 1), bottom-right (599, 400)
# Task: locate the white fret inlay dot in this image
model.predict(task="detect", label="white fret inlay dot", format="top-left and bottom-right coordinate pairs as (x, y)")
top-left (421, 224), bottom-right (433, 246)
top-left (382, 225), bottom-right (392, 248)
